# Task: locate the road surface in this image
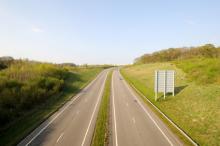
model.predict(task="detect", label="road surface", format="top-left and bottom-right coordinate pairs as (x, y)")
top-left (111, 69), bottom-right (183, 146)
top-left (18, 70), bottom-right (109, 146)
top-left (19, 68), bottom-right (184, 146)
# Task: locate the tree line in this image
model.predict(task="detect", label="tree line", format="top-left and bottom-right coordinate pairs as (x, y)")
top-left (134, 44), bottom-right (220, 64)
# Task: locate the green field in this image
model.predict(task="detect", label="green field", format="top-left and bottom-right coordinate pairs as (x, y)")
top-left (0, 60), bottom-right (103, 146)
top-left (121, 59), bottom-right (220, 146)
top-left (92, 70), bottom-right (112, 146)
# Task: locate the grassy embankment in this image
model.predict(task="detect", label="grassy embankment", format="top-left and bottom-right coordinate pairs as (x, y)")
top-left (121, 58), bottom-right (220, 146)
top-left (0, 60), bottom-right (103, 146)
top-left (91, 70), bottom-right (112, 146)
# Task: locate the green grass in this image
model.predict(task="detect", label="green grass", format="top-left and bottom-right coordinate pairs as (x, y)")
top-left (174, 58), bottom-right (220, 84)
top-left (121, 60), bottom-right (220, 146)
top-left (91, 70), bottom-right (112, 146)
top-left (0, 67), bottom-right (103, 146)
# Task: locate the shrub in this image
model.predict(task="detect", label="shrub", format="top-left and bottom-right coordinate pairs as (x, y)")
top-left (0, 60), bottom-right (69, 126)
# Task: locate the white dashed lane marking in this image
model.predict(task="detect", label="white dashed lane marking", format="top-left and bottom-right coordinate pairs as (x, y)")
top-left (56, 132), bottom-right (64, 143)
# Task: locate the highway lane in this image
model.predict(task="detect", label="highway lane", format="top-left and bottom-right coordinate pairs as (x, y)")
top-left (111, 69), bottom-right (183, 146)
top-left (18, 70), bottom-right (109, 146)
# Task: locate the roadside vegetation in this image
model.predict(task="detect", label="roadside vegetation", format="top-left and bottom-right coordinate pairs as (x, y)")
top-left (134, 44), bottom-right (220, 64)
top-left (174, 58), bottom-right (220, 84)
top-left (121, 44), bottom-right (220, 146)
top-left (0, 57), bottom-right (106, 146)
top-left (92, 70), bottom-right (112, 146)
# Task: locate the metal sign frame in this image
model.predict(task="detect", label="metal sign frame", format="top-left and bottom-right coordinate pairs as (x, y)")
top-left (155, 70), bottom-right (175, 101)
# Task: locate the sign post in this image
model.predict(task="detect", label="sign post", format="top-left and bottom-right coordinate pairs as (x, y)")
top-left (154, 70), bottom-right (175, 101)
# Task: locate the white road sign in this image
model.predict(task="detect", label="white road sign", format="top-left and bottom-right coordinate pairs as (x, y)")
top-left (155, 70), bottom-right (175, 100)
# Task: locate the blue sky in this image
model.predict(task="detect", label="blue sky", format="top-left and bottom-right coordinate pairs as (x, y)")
top-left (0, 0), bottom-right (220, 64)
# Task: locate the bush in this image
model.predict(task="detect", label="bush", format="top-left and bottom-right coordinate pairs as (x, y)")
top-left (0, 60), bottom-right (68, 127)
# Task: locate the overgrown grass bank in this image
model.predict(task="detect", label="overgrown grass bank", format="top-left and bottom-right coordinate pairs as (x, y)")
top-left (174, 58), bottom-right (220, 84)
top-left (121, 59), bottom-right (220, 146)
top-left (0, 60), bottom-right (103, 146)
top-left (91, 70), bottom-right (112, 146)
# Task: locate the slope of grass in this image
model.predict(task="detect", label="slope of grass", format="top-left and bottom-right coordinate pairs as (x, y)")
top-left (174, 58), bottom-right (220, 84)
top-left (0, 61), bottom-right (103, 146)
top-left (91, 70), bottom-right (112, 146)
top-left (121, 60), bottom-right (220, 146)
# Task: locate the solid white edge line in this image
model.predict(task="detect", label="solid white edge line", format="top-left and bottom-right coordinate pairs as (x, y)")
top-left (112, 71), bottom-right (118, 146)
top-left (24, 71), bottom-right (104, 146)
top-left (119, 71), bottom-right (174, 146)
top-left (80, 72), bottom-right (108, 146)
top-left (120, 70), bottom-right (198, 146)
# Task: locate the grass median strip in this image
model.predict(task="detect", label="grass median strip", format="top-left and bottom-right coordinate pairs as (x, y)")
top-left (91, 70), bottom-right (112, 146)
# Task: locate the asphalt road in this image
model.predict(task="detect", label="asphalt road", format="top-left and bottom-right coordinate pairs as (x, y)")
top-left (18, 70), bottom-right (109, 146)
top-left (111, 69), bottom-right (183, 146)
top-left (18, 68), bottom-right (184, 146)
